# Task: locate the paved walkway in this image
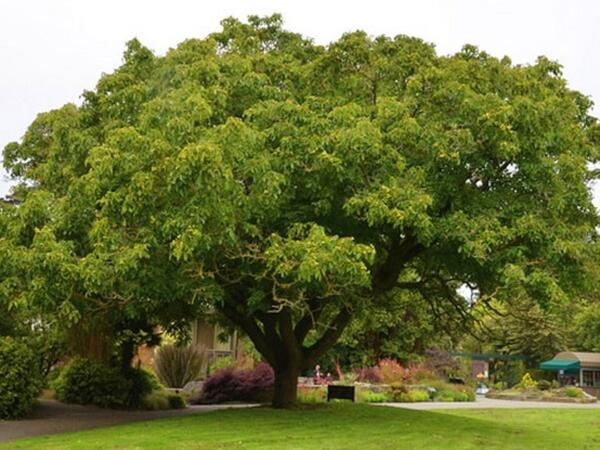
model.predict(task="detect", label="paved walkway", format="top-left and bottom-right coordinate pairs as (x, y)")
top-left (0, 400), bottom-right (255, 444)
top-left (381, 395), bottom-right (600, 410)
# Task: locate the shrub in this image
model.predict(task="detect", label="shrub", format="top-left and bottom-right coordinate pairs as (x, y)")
top-left (54, 359), bottom-right (164, 409)
top-left (436, 390), bottom-right (456, 402)
top-left (141, 391), bottom-right (169, 410)
top-left (516, 373), bottom-right (538, 390)
top-left (398, 390), bottom-right (430, 402)
top-left (200, 363), bottom-right (274, 404)
top-left (141, 391), bottom-right (186, 410)
top-left (122, 367), bottom-right (161, 408)
top-left (167, 394), bottom-right (186, 409)
top-left (154, 344), bottom-right (204, 388)
top-left (490, 381), bottom-right (507, 391)
top-left (298, 386), bottom-right (326, 403)
top-left (0, 338), bottom-right (43, 419)
top-left (434, 389), bottom-right (473, 402)
top-left (355, 366), bottom-right (382, 384)
top-left (208, 355), bottom-right (235, 375)
top-left (53, 358), bottom-right (130, 408)
top-left (377, 359), bottom-right (407, 384)
top-left (405, 364), bottom-right (437, 383)
top-left (338, 371), bottom-right (358, 384)
top-left (360, 391), bottom-right (392, 403)
top-left (495, 360), bottom-right (526, 388)
top-left (390, 382), bottom-right (408, 401)
top-left (200, 368), bottom-right (237, 403)
top-left (537, 380), bottom-right (552, 391)
top-left (234, 362), bottom-right (275, 402)
top-left (564, 386), bottom-right (583, 398)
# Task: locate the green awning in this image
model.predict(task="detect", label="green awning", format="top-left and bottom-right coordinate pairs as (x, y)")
top-left (540, 359), bottom-right (580, 371)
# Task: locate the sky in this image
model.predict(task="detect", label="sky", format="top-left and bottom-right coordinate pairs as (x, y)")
top-left (1, 0), bottom-right (599, 206)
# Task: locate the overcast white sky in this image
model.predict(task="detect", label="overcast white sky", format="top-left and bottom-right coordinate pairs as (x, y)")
top-left (1, 0), bottom-right (599, 207)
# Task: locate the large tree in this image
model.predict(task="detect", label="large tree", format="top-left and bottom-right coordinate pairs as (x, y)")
top-left (2, 15), bottom-right (599, 407)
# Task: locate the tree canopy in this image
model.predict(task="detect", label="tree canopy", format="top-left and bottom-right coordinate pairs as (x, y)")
top-left (2, 14), bottom-right (599, 407)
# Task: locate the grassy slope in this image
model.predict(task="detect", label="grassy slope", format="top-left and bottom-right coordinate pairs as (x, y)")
top-left (4, 404), bottom-right (600, 449)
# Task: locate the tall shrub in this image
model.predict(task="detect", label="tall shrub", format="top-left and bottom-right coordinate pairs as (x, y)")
top-left (154, 344), bottom-right (204, 388)
top-left (0, 338), bottom-right (43, 419)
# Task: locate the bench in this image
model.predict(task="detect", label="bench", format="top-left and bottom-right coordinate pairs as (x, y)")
top-left (327, 385), bottom-right (355, 402)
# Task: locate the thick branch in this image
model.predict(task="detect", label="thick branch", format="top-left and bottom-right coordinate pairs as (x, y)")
top-left (303, 307), bottom-right (352, 369)
top-left (217, 301), bottom-right (276, 365)
top-left (294, 299), bottom-right (322, 342)
top-left (372, 234), bottom-right (423, 295)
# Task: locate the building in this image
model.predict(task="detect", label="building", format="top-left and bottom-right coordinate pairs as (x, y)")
top-left (540, 352), bottom-right (600, 396)
top-left (191, 319), bottom-right (240, 374)
top-left (134, 320), bottom-right (240, 377)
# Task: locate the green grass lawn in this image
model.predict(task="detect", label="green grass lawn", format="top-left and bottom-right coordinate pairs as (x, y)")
top-left (4, 404), bottom-right (600, 449)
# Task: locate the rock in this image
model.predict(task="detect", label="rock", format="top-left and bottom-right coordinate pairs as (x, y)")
top-left (182, 380), bottom-right (204, 394)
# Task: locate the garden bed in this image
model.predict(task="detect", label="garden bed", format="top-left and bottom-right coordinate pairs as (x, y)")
top-left (486, 387), bottom-right (597, 404)
top-left (297, 382), bottom-right (475, 404)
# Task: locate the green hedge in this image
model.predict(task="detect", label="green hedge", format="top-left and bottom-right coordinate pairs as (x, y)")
top-left (0, 338), bottom-right (43, 419)
top-left (53, 358), bottom-right (158, 409)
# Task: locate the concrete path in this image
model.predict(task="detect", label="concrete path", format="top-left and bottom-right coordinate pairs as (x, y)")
top-left (381, 395), bottom-right (600, 410)
top-left (0, 400), bottom-right (256, 444)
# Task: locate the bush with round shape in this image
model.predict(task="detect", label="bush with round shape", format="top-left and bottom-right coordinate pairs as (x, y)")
top-left (199, 363), bottom-right (274, 404)
top-left (53, 359), bottom-right (161, 409)
top-left (53, 358), bottom-right (130, 408)
top-left (167, 394), bottom-right (186, 409)
top-left (0, 338), bottom-right (43, 419)
top-left (564, 386), bottom-right (583, 398)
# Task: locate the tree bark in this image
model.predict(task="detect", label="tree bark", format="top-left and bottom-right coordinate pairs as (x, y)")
top-left (218, 292), bottom-right (354, 408)
top-left (272, 363), bottom-right (301, 408)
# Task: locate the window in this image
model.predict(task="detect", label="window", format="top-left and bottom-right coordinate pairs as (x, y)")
top-left (581, 369), bottom-right (600, 387)
top-left (213, 325), bottom-right (232, 352)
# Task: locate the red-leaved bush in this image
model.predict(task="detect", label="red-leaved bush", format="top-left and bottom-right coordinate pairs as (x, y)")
top-left (199, 363), bottom-right (274, 404)
top-left (377, 359), bottom-right (408, 384)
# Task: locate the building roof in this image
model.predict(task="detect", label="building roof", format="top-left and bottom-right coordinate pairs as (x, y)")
top-left (553, 352), bottom-right (600, 369)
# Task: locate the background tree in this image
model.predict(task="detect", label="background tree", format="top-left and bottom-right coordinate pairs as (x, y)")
top-left (324, 290), bottom-right (467, 370)
top-left (461, 300), bottom-right (574, 364)
top-left (2, 15), bottom-right (599, 407)
top-left (573, 303), bottom-right (600, 352)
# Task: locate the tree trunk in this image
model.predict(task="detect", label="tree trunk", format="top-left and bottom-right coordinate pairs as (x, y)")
top-left (272, 364), bottom-right (301, 408)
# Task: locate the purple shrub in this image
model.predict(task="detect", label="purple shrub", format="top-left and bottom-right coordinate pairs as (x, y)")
top-left (355, 366), bottom-right (382, 384)
top-left (199, 367), bottom-right (238, 404)
top-left (199, 363), bottom-right (274, 404)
